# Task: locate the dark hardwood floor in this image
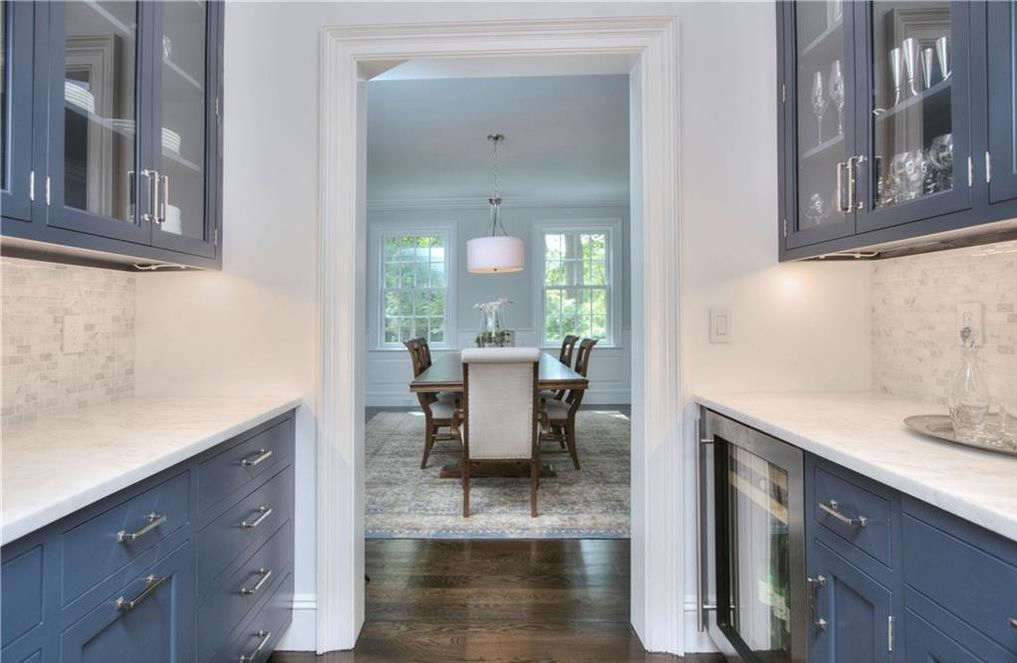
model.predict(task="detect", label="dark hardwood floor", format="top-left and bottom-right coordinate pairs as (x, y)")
top-left (270, 538), bottom-right (721, 663)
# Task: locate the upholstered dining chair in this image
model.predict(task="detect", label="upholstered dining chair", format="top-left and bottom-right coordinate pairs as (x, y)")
top-left (454, 347), bottom-right (542, 518)
top-left (541, 338), bottom-right (597, 470)
top-left (403, 338), bottom-right (458, 469)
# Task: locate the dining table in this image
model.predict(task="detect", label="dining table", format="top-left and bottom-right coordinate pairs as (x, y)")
top-left (409, 351), bottom-right (588, 479)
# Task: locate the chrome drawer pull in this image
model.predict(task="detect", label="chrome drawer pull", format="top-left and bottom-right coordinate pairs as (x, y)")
top-left (114, 574), bottom-right (167, 612)
top-left (117, 513), bottom-right (167, 543)
top-left (238, 629), bottom-right (271, 662)
top-left (1009, 616), bottom-right (1017, 630)
top-left (240, 506), bottom-right (273, 529)
top-left (240, 448), bottom-right (273, 468)
top-left (819, 499), bottom-right (868, 528)
top-left (240, 568), bottom-right (273, 596)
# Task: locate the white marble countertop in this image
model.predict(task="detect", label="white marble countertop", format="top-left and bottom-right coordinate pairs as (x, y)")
top-left (1, 395), bottom-right (302, 546)
top-left (695, 391), bottom-right (1017, 542)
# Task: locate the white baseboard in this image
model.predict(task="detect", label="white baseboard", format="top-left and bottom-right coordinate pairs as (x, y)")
top-left (276, 593), bottom-right (317, 651)
top-left (682, 599), bottom-right (718, 654)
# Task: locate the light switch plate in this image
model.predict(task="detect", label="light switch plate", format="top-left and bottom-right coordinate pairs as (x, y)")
top-left (62, 315), bottom-right (85, 354)
top-left (710, 308), bottom-right (732, 344)
top-left (957, 302), bottom-right (983, 346)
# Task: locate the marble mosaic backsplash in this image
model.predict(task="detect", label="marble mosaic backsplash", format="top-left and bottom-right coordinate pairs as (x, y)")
top-left (2, 258), bottom-right (135, 426)
top-left (872, 240), bottom-right (1017, 405)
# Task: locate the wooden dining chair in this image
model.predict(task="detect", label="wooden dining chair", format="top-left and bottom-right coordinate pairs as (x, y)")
top-left (542, 335), bottom-right (580, 402)
top-left (403, 338), bottom-right (458, 469)
top-left (454, 347), bottom-right (542, 518)
top-left (541, 338), bottom-right (597, 470)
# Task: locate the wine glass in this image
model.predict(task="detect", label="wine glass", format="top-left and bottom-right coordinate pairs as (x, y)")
top-left (811, 70), bottom-right (829, 146)
top-left (829, 60), bottom-right (845, 136)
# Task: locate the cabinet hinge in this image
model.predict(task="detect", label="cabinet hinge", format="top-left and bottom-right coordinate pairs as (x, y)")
top-left (783, 218), bottom-right (788, 238)
top-left (967, 156), bottom-right (974, 187)
top-left (781, 83), bottom-right (786, 103)
top-left (45, 176), bottom-right (51, 206)
top-left (29, 171), bottom-right (35, 202)
top-left (888, 615), bottom-right (894, 652)
top-left (986, 151), bottom-right (992, 183)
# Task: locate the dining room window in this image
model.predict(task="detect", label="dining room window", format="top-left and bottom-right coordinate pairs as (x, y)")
top-left (538, 223), bottom-right (619, 346)
top-left (380, 231), bottom-right (450, 346)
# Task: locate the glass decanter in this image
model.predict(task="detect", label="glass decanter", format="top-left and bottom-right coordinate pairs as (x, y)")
top-left (948, 327), bottom-right (991, 443)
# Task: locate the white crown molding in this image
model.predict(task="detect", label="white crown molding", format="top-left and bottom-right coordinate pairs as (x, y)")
top-left (366, 196), bottom-right (631, 212)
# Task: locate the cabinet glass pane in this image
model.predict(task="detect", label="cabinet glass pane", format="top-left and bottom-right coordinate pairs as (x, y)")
top-left (1, 1), bottom-right (7, 188)
top-left (157, 1), bottom-right (206, 240)
top-left (63, 1), bottom-right (138, 222)
top-left (725, 445), bottom-right (792, 661)
top-left (869, 1), bottom-right (954, 209)
top-left (795, 1), bottom-right (850, 230)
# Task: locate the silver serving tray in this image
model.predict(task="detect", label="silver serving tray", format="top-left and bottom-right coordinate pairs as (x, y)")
top-left (904, 414), bottom-right (1017, 458)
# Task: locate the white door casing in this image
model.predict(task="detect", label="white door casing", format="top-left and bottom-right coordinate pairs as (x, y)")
top-left (317, 16), bottom-right (683, 654)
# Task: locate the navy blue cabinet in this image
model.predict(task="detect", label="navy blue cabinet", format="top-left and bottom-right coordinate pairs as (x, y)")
top-left (778, 1), bottom-right (1017, 261)
top-left (0, 0), bottom-right (37, 224)
top-left (60, 542), bottom-right (195, 663)
top-left (987, 0), bottom-right (1017, 205)
top-left (808, 539), bottom-right (894, 663)
top-left (805, 453), bottom-right (1017, 662)
top-left (0, 410), bottom-right (296, 663)
top-left (0, 0), bottom-right (222, 270)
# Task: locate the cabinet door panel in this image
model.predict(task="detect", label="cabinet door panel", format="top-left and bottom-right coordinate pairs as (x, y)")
top-left (785, 0), bottom-right (859, 249)
top-left (60, 542), bottom-right (194, 663)
top-left (808, 540), bottom-right (893, 663)
top-left (1, 0), bottom-right (35, 222)
top-left (149, 0), bottom-right (216, 258)
top-left (904, 602), bottom-right (1017, 663)
top-left (988, 0), bottom-right (1017, 204)
top-left (855, 0), bottom-right (975, 232)
top-left (44, 0), bottom-right (153, 245)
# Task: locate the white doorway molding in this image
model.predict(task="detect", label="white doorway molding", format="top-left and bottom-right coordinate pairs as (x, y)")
top-left (317, 16), bottom-right (683, 655)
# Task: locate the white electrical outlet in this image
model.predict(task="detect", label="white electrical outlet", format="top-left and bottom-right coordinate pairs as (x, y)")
top-left (62, 315), bottom-right (85, 354)
top-left (957, 302), bottom-right (983, 346)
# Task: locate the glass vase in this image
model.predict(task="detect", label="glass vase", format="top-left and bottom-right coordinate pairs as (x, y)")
top-left (949, 342), bottom-right (991, 443)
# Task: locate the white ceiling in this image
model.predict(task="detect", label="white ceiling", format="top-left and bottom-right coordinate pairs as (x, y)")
top-left (366, 75), bottom-right (630, 205)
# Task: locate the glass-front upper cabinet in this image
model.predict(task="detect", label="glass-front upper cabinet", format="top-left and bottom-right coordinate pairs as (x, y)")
top-left (855, 0), bottom-right (973, 232)
top-left (785, 0), bottom-right (859, 249)
top-left (150, 0), bottom-right (216, 258)
top-left (45, 0), bottom-right (153, 244)
top-left (1, 0), bottom-right (35, 222)
top-left (988, 0), bottom-right (1017, 204)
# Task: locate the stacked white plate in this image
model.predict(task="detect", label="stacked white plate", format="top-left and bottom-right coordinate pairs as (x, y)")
top-left (162, 204), bottom-right (183, 235)
top-left (109, 118), bottom-right (136, 137)
top-left (64, 81), bottom-right (95, 114)
top-left (161, 128), bottom-right (182, 155)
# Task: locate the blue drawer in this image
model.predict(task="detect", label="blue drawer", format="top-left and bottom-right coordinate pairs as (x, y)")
top-left (61, 471), bottom-right (189, 606)
top-left (197, 519), bottom-right (293, 663)
top-left (198, 417), bottom-right (293, 514)
top-left (197, 464), bottom-right (293, 591)
top-left (905, 590), bottom-right (1017, 663)
top-left (903, 512), bottom-right (1017, 653)
top-left (223, 571), bottom-right (294, 663)
top-left (813, 463), bottom-right (894, 567)
top-left (1, 545), bottom-right (43, 648)
top-left (60, 541), bottom-right (195, 663)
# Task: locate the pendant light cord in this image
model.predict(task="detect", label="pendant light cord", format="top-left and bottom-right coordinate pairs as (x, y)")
top-left (488, 134), bottom-right (508, 237)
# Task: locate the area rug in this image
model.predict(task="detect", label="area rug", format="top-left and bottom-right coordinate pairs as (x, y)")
top-left (366, 409), bottom-right (630, 538)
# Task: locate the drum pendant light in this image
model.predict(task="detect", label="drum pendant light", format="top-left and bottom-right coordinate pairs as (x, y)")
top-left (467, 133), bottom-right (524, 274)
